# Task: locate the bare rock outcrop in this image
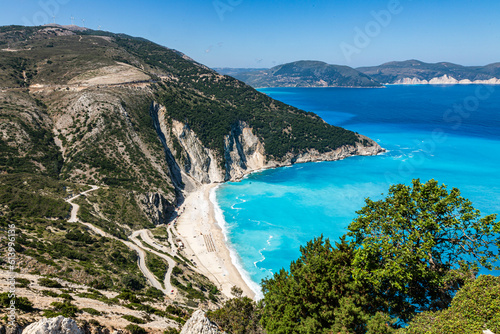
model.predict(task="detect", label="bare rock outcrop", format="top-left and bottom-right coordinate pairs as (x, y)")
top-left (180, 310), bottom-right (224, 334)
top-left (21, 316), bottom-right (83, 334)
top-left (136, 192), bottom-right (176, 225)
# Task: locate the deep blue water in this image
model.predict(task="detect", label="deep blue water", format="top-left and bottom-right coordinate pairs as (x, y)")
top-left (214, 85), bottom-right (500, 297)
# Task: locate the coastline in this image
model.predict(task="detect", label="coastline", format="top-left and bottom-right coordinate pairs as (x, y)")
top-left (173, 143), bottom-right (386, 301)
top-left (175, 184), bottom-right (257, 300)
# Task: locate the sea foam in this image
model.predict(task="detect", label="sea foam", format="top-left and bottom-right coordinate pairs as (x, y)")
top-left (209, 185), bottom-right (264, 299)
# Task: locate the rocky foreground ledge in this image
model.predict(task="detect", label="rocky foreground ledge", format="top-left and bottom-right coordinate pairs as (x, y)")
top-left (0, 312), bottom-right (223, 334)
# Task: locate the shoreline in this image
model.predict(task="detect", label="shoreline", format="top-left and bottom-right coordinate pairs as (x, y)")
top-left (209, 185), bottom-right (264, 299)
top-left (175, 184), bottom-right (256, 300)
top-left (173, 146), bottom-right (386, 301)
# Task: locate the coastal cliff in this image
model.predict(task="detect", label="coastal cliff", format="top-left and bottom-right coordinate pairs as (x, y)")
top-left (151, 102), bottom-right (384, 191)
top-left (394, 74), bottom-right (500, 85)
top-left (0, 25), bottom-right (385, 333)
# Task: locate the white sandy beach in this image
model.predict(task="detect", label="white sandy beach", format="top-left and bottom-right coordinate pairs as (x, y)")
top-left (175, 184), bottom-right (256, 300)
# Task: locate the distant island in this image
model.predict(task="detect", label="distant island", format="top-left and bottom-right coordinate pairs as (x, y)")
top-left (215, 60), bottom-right (382, 88)
top-left (216, 59), bottom-right (500, 88)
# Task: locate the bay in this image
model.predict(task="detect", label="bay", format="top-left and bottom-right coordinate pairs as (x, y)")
top-left (215, 85), bottom-right (500, 296)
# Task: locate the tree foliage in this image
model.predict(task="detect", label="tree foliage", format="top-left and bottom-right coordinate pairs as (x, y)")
top-left (402, 275), bottom-right (500, 334)
top-left (348, 179), bottom-right (499, 321)
top-left (260, 180), bottom-right (499, 333)
top-left (207, 296), bottom-right (264, 334)
top-left (260, 237), bottom-right (390, 334)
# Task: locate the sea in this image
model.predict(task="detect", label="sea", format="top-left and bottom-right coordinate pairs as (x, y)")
top-left (213, 85), bottom-right (500, 297)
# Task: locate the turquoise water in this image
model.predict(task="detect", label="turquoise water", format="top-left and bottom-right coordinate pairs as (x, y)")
top-left (214, 85), bottom-right (500, 296)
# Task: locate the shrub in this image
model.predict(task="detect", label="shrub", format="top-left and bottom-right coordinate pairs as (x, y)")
top-left (145, 287), bottom-right (164, 300)
top-left (121, 275), bottom-right (144, 291)
top-left (0, 292), bottom-right (33, 312)
top-left (41, 290), bottom-right (59, 297)
top-left (122, 315), bottom-right (146, 324)
top-left (82, 307), bottom-right (102, 316)
top-left (38, 278), bottom-right (62, 288)
top-left (402, 275), bottom-right (500, 334)
top-left (58, 293), bottom-right (73, 301)
top-left (47, 301), bottom-right (79, 317)
top-left (16, 278), bottom-right (31, 288)
top-left (125, 324), bottom-right (147, 334)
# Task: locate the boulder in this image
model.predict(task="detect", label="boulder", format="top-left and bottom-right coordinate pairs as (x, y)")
top-left (180, 310), bottom-right (224, 334)
top-left (22, 316), bottom-right (82, 334)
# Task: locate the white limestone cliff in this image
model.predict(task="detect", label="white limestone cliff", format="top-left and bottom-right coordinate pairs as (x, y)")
top-left (394, 75), bottom-right (500, 85)
top-left (150, 102), bottom-right (384, 191)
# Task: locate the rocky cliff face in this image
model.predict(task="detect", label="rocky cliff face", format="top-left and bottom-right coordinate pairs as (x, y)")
top-left (180, 310), bottom-right (224, 334)
top-left (136, 192), bottom-right (176, 225)
top-left (394, 75), bottom-right (500, 85)
top-left (151, 102), bottom-right (384, 191)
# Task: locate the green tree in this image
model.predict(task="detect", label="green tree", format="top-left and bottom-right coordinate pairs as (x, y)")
top-left (260, 237), bottom-right (382, 334)
top-left (348, 179), bottom-right (499, 322)
top-left (207, 296), bottom-right (264, 334)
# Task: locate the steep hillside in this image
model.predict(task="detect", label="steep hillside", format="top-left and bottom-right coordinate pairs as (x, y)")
top-left (0, 26), bottom-right (382, 195)
top-left (0, 25), bottom-right (383, 332)
top-left (357, 59), bottom-right (500, 84)
top-left (224, 60), bottom-right (382, 88)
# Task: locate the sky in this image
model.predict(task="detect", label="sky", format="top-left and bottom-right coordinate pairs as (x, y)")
top-left (1, 0), bottom-right (500, 68)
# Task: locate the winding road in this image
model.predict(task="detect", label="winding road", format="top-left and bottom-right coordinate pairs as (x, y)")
top-left (65, 186), bottom-right (174, 296)
top-left (67, 185), bottom-right (100, 223)
top-left (130, 230), bottom-right (177, 296)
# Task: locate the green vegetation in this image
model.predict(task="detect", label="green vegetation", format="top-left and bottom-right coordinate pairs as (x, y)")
top-left (164, 328), bottom-right (180, 334)
top-left (348, 179), bottom-right (499, 322)
top-left (261, 237), bottom-right (378, 333)
top-left (74, 186), bottom-right (154, 238)
top-left (58, 293), bottom-right (74, 301)
top-left (15, 278), bottom-right (31, 288)
top-left (0, 93), bottom-right (63, 176)
top-left (231, 60), bottom-right (382, 88)
top-left (145, 287), bottom-right (165, 300)
top-left (156, 81), bottom-right (360, 160)
top-left (121, 275), bottom-right (145, 291)
top-left (0, 174), bottom-right (70, 219)
top-left (122, 314), bottom-right (146, 324)
top-left (401, 275), bottom-right (500, 334)
top-left (38, 278), bottom-right (63, 288)
top-left (206, 180), bottom-right (499, 334)
top-left (44, 301), bottom-right (79, 318)
top-left (0, 292), bottom-right (33, 312)
top-left (206, 296), bottom-right (263, 334)
top-left (41, 290), bottom-right (59, 298)
top-left (125, 324), bottom-right (147, 334)
top-left (0, 216), bottom-right (143, 291)
top-left (145, 251), bottom-right (169, 283)
top-left (81, 307), bottom-right (102, 316)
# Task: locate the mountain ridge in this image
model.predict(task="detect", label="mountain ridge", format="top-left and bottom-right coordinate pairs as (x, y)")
top-left (218, 59), bottom-right (500, 87)
top-left (218, 60), bottom-right (382, 88)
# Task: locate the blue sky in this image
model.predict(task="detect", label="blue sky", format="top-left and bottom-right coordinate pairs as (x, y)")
top-left (2, 0), bottom-right (500, 68)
